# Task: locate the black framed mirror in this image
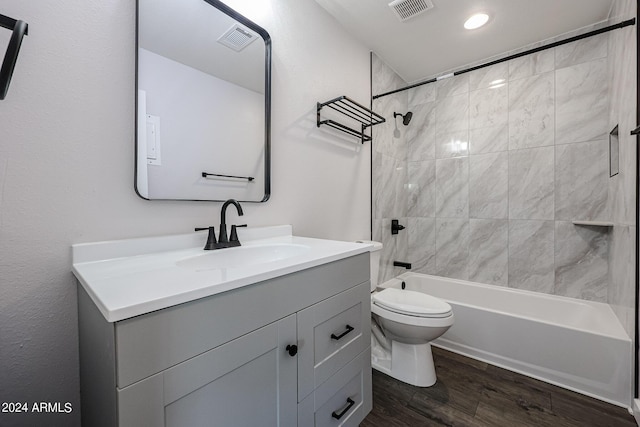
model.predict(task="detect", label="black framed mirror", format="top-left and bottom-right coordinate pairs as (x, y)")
top-left (135, 0), bottom-right (271, 202)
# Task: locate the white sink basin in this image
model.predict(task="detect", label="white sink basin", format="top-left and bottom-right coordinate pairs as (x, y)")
top-left (176, 243), bottom-right (311, 271)
top-left (72, 225), bottom-right (373, 321)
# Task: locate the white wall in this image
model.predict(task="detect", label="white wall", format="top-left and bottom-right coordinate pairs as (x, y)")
top-left (0, 0), bottom-right (371, 425)
top-left (139, 48), bottom-right (265, 201)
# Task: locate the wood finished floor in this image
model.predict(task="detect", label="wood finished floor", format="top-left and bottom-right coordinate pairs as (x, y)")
top-left (361, 347), bottom-right (636, 427)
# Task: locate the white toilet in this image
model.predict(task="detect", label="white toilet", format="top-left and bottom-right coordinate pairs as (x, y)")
top-left (361, 241), bottom-right (454, 387)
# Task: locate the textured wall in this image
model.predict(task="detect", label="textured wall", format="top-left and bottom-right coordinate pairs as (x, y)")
top-left (372, 30), bottom-right (625, 304)
top-left (0, 0), bottom-right (371, 426)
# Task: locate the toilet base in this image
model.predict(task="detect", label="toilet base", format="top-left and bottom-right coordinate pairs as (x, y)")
top-left (371, 339), bottom-right (437, 387)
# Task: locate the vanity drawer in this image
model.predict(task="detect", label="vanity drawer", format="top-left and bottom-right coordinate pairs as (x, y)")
top-left (297, 281), bottom-right (370, 401)
top-left (298, 347), bottom-right (372, 427)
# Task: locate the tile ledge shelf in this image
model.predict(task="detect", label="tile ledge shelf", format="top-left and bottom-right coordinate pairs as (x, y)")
top-left (572, 220), bottom-right (614, 227)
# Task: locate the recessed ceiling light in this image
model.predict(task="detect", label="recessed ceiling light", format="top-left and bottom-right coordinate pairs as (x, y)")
top-left (464, 13), bottom-right (489, 30)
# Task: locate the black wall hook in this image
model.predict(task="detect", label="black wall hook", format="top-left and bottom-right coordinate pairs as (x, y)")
top-left (0, 14), bottom-right (28, 100)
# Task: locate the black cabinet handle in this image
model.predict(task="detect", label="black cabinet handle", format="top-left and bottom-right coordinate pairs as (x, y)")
top-left (285, 344), bottom-right (297, 357)
top-left (331, 324), bottom-right (354, 341)
top-left (331, 397), bottom-right (355, 420)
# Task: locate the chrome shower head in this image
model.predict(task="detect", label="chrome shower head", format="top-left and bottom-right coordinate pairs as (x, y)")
top-left (394, 111), bottom-right (413, 126)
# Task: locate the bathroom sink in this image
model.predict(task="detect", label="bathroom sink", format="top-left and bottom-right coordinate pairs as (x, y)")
top-left (73, 225), bottom-right (373, 321)
top-left (176, 243), bottom-right (311, 271)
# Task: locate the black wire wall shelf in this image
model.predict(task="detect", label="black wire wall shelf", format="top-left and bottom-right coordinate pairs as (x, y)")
top-left (316, 96), bottom-right (385, 143)
top-left (0, 13), bottom-right (28, 100)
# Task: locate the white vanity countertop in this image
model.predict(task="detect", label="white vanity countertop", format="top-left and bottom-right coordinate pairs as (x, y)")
top-left (72, 225), bottom-right (372, 322)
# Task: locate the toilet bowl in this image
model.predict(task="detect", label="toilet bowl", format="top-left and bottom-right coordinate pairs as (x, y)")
top-left (358, 240), bottom-right (454, 387)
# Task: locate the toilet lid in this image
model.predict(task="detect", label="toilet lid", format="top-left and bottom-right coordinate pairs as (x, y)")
top-left (373, 288), bottom-right (452, 318)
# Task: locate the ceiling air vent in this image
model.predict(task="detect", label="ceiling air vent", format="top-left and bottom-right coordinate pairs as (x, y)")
top-left (388, 0), bottom-right (434, 22)
top-left (217, 24), bottom-right (257, 52)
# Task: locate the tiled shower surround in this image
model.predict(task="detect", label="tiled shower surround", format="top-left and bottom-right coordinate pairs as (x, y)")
top-left (372, 11), bottom-right (636, 336)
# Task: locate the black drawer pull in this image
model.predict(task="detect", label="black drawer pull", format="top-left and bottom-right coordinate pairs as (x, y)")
top-left (331, 324), bottom-right (354, 341)
top-left (331, 397), bottom-right (355, 420)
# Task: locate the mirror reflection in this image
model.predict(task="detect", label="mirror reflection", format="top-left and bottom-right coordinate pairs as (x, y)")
top-left (136, 0), bottom-right (270, 202)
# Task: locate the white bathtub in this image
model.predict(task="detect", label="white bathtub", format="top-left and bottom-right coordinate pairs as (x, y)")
top-left (380, 272), bottom-right (632, 407)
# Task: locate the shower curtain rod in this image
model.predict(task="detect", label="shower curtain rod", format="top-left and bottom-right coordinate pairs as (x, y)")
top-left (372, 18), bottom-right (636, 100)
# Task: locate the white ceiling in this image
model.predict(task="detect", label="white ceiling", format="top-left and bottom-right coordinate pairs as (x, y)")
top-left (315, 0), bottom-right (614, 83)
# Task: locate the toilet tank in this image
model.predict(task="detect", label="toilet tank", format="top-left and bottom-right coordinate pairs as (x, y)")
top-left (357, 240), bottom-right (383, 291)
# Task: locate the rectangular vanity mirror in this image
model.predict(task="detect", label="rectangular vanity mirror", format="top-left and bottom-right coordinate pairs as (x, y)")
top-left (136, 0), bottom-right (271, 202)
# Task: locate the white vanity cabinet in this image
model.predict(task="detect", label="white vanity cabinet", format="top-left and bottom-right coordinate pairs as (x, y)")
top-left (77, 253), bottom-right (372, 427)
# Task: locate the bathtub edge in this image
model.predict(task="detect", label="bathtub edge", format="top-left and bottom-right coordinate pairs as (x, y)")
top-left (432, 338), bottom-right (632, 409)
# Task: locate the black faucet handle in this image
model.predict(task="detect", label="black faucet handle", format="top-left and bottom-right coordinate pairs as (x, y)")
top-left (230, 224), bottom-right (247, 243)
top-left (391, 219), bottom-right (405, 235)
top-left (195, 226), bottom-right (218, 250)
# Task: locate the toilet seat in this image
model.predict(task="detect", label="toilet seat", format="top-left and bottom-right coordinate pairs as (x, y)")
top-left (373, 288), bottom-right (452, 318)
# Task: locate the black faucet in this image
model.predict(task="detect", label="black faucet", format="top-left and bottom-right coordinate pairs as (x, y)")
top-left (194, 199), bottom-right (245, 250)
top-left (218, 199), bottom-right (244, 248)
top-left (393, 261), bottom-right (412, 269)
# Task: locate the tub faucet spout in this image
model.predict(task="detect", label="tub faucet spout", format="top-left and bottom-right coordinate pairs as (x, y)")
top-left (393, 261), bottom-right (412, 269)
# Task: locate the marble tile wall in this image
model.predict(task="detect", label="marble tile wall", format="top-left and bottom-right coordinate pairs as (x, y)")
top-left (606, 0), bottom-right (637, 339)
top-left (372, 27), bottom-right (628, 303)
top-left (372, 53), bottom-right (409, 284)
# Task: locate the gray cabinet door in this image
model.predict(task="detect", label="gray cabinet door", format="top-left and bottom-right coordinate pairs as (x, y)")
top-left (118, 315), bottom-right (297, 427)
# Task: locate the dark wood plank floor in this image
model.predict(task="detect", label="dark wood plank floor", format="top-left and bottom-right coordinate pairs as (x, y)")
top-left (361, 347), bottom-right (636, 427)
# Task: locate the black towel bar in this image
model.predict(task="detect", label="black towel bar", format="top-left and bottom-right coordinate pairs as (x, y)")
top-left (202, 172), bottom-right (255, 182)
